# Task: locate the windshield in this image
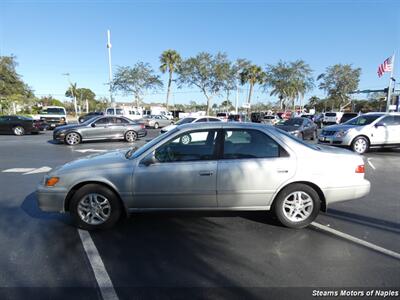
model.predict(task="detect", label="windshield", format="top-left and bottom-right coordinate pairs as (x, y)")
top-left (41, 108), bottom-right (65, 115)
top-left (127, 128), bottom-right (179, 159)
top-left (175, 117), bottom-right (196, 125)
top-left (344, 115), bottom-right (381, 126)
top-left (281, 118), bottom-right (303, 127)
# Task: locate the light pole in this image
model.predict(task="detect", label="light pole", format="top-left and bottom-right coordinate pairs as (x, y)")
top-left (107, 30), bottom-right (114, 107)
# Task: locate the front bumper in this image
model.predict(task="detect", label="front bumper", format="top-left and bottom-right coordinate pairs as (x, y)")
top-left (53, 131), bottom-right (65, 141)
top-left (36, 185), bottom-right (68, 212)
top-left (323, 179), bottom-right (371, 205)
top-left (318, 135), bottom-right (352, 146)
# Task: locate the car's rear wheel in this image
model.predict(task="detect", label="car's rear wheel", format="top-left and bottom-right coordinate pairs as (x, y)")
top-left (13, 126), bottom-right (25, 136)
top-left (351, 136), bottom-right (369, 154)
top-left (69, 184), bottom-right (122, 230)
top-left (64, 132), bottom-right (81, 145)
top-left (125, 130), bottom-right (137, 142)
top-left (273, 184), bottom-right (320, 229)
top-left (154, 122), bottom-right (159, 129)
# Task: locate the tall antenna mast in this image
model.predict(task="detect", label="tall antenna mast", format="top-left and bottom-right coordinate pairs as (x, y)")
top-left (107, 29), bottom-right (114, 106)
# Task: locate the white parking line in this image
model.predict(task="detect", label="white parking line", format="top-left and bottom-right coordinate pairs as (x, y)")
top-left (311, 222), bottom-right (400, 260)
top-left (78, 229), bottom-right (119, 300)
top-left (2, 167), bottom-right (52, 175)
top-left (367, 158), bottom-right (376, 170)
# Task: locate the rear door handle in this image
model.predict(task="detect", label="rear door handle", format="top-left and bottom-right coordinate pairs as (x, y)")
top-left (199, 171), bottom-right (213, 176)
top-left (277, 169), bottom-right (288, 173)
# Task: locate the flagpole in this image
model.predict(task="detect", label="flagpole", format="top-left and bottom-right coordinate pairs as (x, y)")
top-left (386, 53), bottom-right (395, 112)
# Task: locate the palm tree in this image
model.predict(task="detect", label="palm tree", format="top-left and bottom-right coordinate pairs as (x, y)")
top-left (160, 50), bottom-right (182, 109)
top-left (65, 82), bottom-right (78, 116)
top-left (240, 64), bottom-right (266, 115)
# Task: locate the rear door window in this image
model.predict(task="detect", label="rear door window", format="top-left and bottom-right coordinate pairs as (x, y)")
top-left (223, 129), bottom-right (281, 159)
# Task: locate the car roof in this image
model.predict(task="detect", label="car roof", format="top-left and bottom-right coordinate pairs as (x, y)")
top-left (176, 121), bottom-right (271, 131)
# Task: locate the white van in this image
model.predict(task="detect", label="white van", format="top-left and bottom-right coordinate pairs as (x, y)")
top-left (105, 107), bottom-right (143, 121)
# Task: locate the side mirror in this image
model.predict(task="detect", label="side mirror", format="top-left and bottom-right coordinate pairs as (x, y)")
top-left (91, 123), bottom-right (96, 128)
top-left (140, 152), bottom-right (157, 166)
top-left (375, 122), bottom-right (386, 127)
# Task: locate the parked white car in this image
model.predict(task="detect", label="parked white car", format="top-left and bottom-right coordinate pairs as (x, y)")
top-left (160, 116), bottom-right (221, 133)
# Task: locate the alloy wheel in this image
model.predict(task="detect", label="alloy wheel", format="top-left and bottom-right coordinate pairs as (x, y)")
top-left (125, 131), bottom-right (137, 142)
top-left (282, 191), bottom-right (314, 222)
top-left (13, 126), bottom-right (25, 136)
top-left (353, 138), bottom-right (367, 154)
top-left (77, 193), bottom-right (111, 225)
top-left (65, 133), bottom-right (80, 145)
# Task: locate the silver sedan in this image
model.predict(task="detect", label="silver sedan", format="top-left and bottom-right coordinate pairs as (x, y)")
top-left (143, 115), bottom-right (173, 129)
top-left (53, 116), bottom-right (147, 145)
top-left (38, 122), bottom-right (370, 230)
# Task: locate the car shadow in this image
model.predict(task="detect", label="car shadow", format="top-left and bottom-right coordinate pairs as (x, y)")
top-left (20, 192), bottom-right (73, 225)
top-left (325, 208), bottom-right (400, 233)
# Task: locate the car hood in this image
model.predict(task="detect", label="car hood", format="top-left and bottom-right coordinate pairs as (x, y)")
top-left (322, 124), bottom-right (360, 131)
top-left (51, 149), bottom-right (129, 175)
top-left (275, 125), bottom-right (300, 132)
top-left (55, 124), bottom-right (86, 131)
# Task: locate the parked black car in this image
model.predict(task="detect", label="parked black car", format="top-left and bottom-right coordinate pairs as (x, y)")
top-left (274, 117), bottom-right (317, 140)
top-left (78, 112), bottom-right (104, 123)
top-left (0, 115), bottom-right (41, 135)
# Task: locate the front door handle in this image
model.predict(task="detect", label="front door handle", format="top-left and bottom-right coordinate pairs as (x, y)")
top-left (277, 169), bottom-right (288, 173)
top-left (199, 171), bottom-right (213, 176)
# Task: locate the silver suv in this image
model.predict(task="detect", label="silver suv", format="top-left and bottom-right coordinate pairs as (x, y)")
top-left (318, 112), bottom-right (400, 154)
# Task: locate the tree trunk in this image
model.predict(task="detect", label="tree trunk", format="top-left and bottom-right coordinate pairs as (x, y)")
top-left (166, 70), bottom-right (173, 109)
top-left (279, 95), bottom-right (283, 110)
top-left (203, 89), bottom-right (212, 115)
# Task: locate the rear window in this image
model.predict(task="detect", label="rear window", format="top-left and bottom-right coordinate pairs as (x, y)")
top-left (217, 113), bottom-right (228, 117)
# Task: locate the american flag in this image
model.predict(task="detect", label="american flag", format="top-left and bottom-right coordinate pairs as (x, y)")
top-left (377, 56), bottom-right (393, 77)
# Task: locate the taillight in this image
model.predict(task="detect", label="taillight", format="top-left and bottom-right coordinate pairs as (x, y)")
top-left (355, 165), bottom-right (365, 173)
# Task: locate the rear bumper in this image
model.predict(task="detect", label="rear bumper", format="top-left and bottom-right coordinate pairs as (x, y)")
top-left (138, 129), bottom-right (147, 138)
top-left (36, 185), bottom-right (68, 212)
top-left (323, 179), bottom-right (371, 205)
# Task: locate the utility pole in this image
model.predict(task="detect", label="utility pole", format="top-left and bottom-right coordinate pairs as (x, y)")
top-left (235, 83), bottom-right (239, 114)
top-left (107, 30), bottom-right (114, 107)
top-left (386, 53), bottom-right (395, 112)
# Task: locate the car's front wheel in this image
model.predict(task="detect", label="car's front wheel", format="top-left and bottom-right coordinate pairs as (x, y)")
top-left (153, 122), bottom-right (159, 129)
top-left (64, 132), bottom-right (81, 145)
top-left (273, 183), bottom-right (320, 229)
top-left (351, 136), bottom-right (369, 154)
top-left (69, 184), bottom-right (122, 230)
top-left (13, 126), bottom-right (25, 136)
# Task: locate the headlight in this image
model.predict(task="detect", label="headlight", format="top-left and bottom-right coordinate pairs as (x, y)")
top-left (334, 130), bottom-right (348, 138)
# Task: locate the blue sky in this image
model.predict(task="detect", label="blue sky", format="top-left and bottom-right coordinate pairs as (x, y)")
top-left (1, 0), bottom-right (399, 107)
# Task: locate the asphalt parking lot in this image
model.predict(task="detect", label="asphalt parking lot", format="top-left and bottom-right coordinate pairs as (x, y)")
top-left (0, 129), bottom-right (399, 299)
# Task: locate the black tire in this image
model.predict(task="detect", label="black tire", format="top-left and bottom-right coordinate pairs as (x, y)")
top-left (273, 183), bottom-right (320, 229)
top-left (69, 184), bottom-right (122, 230)
top-left (13, 126), bottom-right (25, 136)
top-left (154, 122), bottom-right (159, 129)
top-left (311, 130), bottom-right (317, 140)
top-left (351, 136), bottom-right (369, 154)
top-left (64, 132), bottom-right (81, 145)
top-left (125, 130), bottom-right (138, 142)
